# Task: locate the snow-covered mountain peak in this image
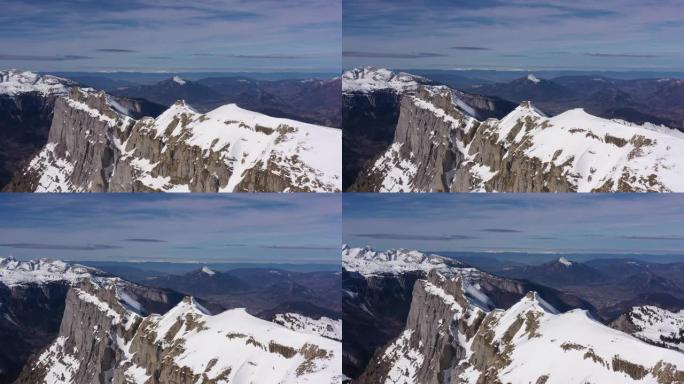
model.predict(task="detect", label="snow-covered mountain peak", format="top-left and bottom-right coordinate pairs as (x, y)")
top-left (171, 75), bottom-right (186, 85)
top-left (342, 246), bottom-right (463, 276)
top-left (527, 73), bottom-right (541, 83)
top-left (371, 269), bottom-right (684, 383)
top-left (342, 67), bottom-right (429, 93)
top-left (515, 291), bottom-right (560, 315)
top-left (0, 257), bottom-right (100, 287)
top-left (169, 296), bottom-right (212, 318)
top-left (14, 84), bottom-right (341, 192)
top-left (557, 256), bottom-right (573, 266)
top-left (515, 100), bottom-right (547, 117)
top-left (0, 69), bottom-right (74, 96)
top-left (146, 303), bottom-right (342, 382)
top-left (200, 266), bottom-right (216, 276)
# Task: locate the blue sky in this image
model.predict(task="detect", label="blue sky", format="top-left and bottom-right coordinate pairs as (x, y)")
top-left (0, 0), bottom-right (340, 72)
top-left (0, 194), bottom-right (340, 264)
top-left (343, 0), bottom-right (684, 71)
top-left (343, 194), bottom-right (684, 256)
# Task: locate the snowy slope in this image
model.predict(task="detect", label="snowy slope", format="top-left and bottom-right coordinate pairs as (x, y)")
top-left (483, 295), bottom-right (684, 384)
top-left (342, 245), bottom-right (464, 277)
top-left (618, 306), bottom-right (684, 352)
top-left (488, 102), bottom-right (684, 192)
top-left (0, 257), bottom-right (98, 286)
top-left (372, 270), bottom-right (684, 384)
top-left (16, 87), bottom-right (341, 192)
top-left (273, 313), bottom-right (342, 341)
top-left (147, 301), bottom-right (342, 384)
top-left (0, 69), bottom-right (74, 96)
top-left (26, 275), bottom-right (343, 384)
top-left (342, 67), bottom-right (430, 94)
top-left (133, 101), bottom-right (341, 192)
top-left (367, 82), bottom-right (684, 191)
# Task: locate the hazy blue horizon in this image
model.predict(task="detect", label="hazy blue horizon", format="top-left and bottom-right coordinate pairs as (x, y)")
top-left (343, 194), bottom-right (684, 259)
top-left (344, 0), bottom-right (684, 71)
top-left (0, 194), bottom-right (341, 264)
top-left (0, 0), bottom-right (341, 72)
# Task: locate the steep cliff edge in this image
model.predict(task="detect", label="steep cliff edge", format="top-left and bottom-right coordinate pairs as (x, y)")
top-left (341, 246), bottom-right (593, 380)
top-left (352, 84), bottom-right (684, 192)
top-left (359, 271), bottom-right (684, 384)
top-left (17, 277), bottom-right (342, 384)
top-left (5, 87), bottom-right (341, 192)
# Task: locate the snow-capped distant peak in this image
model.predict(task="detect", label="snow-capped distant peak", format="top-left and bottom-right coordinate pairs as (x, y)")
top-left (172, 76), bottom-right (186, 85)
top-left (342, 66), bottom-right (429, 93)
top-left (273, 313), bottom-right (342, 341)
top-left (342, 246), bottom-right (463, 276)
top-left (527, 73), bottom-right (541, 83)
top-left (201, 266), bottom-right (216, 276)
top-left (557, 257), bottom-right (573, 267)
top-left (0, 257), bottom-right (100, 286)
top-left (0, 69), bottom-right (74, 96)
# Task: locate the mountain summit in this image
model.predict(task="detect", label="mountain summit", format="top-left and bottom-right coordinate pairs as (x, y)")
top-left (353, 81), bottom-right (684, 192)
top-left (0, 69), bottom-right (75, 96)
top-left (359, 270), bottom-right (684, 383)
top-left (5, 87), bottom-right (341, 192)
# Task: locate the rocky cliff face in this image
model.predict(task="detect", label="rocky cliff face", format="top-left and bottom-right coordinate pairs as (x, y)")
top-left (342, 67), bottom-right (514, 190)
top-left (18, 277), bottom-right (342, 384)
top-left (341, 246), bottom-right (594, 381)
top-left (353, 84), bottom-right (684, 192)
top-left (0, 282), bottom-right (70, 384)
top-left (5, 87), bottom-right (341, 192)
top-left (0, 69), bottom-right (76, 189)
top-left (358, 271), bottom-right (684, 384)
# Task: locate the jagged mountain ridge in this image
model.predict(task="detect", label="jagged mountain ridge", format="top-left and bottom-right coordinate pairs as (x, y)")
top-left (0, 258), bottom-right (342, 383)
top-left (341, 246), bottom-right (595, 379)
top-left (352, 81), bottom-right (684, 192)
top-left (0, 258), bottom-right (183, 384)
top-left (5, 86), bottom-right (341, 192)
top-left (0, 70), bottom-right (165, 189)
top-left (359, 269), bottom-right (684, 384)
top-left (342, 67), bottom-right (515, 190)
top-left (17, 278), bottom-right (342, 384)
top-left (0, 70), bottom-right (75, 96)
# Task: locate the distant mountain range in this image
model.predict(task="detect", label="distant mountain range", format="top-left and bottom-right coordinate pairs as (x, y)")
top-left (498, 257), bottom-right (684, 321)
top-left (469, 73), bottom-right (684, 130)
top-left (106, 75), bottom-right (341, 128)
top-left (0, 257), bottom-right (342, 384)
top-left (142, 267), bottom-right (341, 320)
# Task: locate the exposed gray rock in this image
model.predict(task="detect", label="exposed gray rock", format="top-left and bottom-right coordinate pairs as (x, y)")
top-left (353, 84), bottom-right (684, 192)
top-left (17, 277), bottom-right (341, 384)
top-left (6, 88), bottom-right (340, 192)
top-left (356, 271), bottom-right (684, 384)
